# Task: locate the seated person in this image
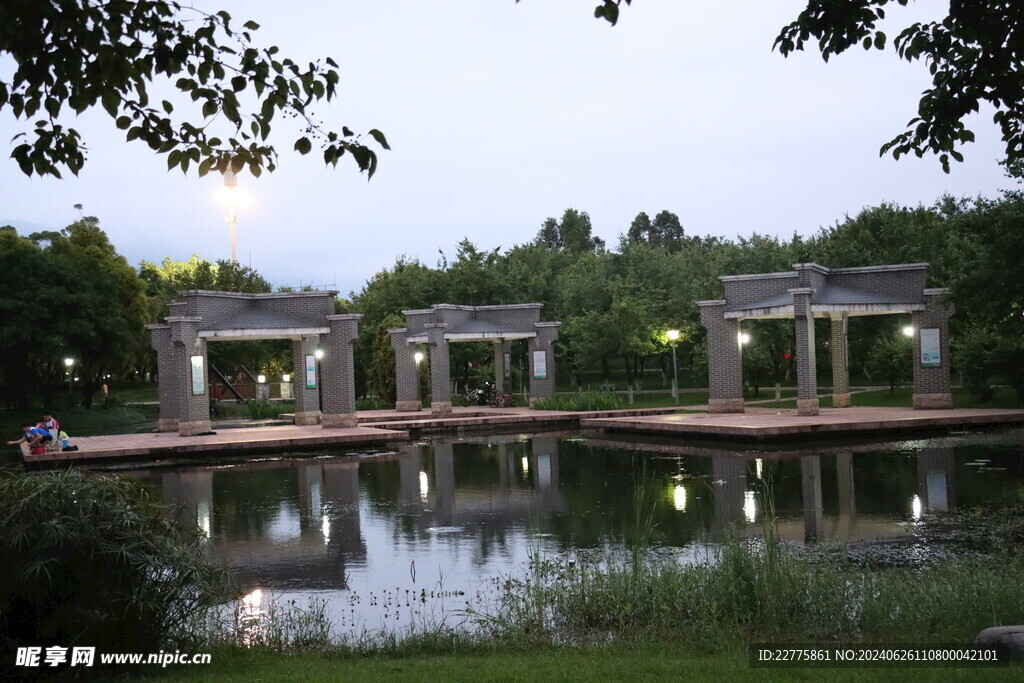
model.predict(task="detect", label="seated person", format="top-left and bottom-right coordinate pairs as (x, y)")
top-left (36, 413), bottom-right (60, 439)
top-left (8, 424), bottom-right (52, 448)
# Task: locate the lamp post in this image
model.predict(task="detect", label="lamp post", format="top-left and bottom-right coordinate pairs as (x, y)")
top-left (224, 168), bottom-right (238, 262)
top-left (314, 349), bottom-right (324, 411)
top-left (667, 329), bottom-right (680, 404)
top-left (64, 357), bottom-right (74, 393)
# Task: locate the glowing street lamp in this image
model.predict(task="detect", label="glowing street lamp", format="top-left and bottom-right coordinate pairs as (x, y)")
top-left (64, 357), bottom-right (74, 393)
top-left (902, 325), bottom-right (915, 337)
top-left (414, 351), bottom-right (424, 364)
top-left (666, 329), bottom-right (680, 404)
top-left (223, 168), bottom-right (238, 262)
top-left (738, 332), bottom-right (751, 345)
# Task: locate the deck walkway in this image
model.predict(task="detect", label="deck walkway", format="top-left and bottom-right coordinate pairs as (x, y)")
top-left (582, 406), bottom-right (1024, 441)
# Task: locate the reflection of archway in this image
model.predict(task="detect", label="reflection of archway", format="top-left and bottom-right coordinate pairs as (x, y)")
top-left (698, 263), bottom-right (953, 416)
top-left (148, 290), bottom-right (360, 435)
top-left (389, 304), bottom-right (560, 413)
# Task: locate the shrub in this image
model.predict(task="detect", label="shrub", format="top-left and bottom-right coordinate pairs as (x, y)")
top-left (532, 392), bottom-right (625, 411)
top-left (0, 469), bottom-right (227, 677)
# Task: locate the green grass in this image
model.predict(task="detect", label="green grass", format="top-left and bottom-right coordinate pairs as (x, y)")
top-left (110, 383), bottom-right (159, 404)
top-left (145, 642), bottom-right (1017, 682)
top-left (1, 403), bottom-right (158, 442)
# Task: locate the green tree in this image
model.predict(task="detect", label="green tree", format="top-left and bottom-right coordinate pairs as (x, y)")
top-left (1, 0), bottom-right (388, 178)
top-left (535, 209), bottom-right (606, 254)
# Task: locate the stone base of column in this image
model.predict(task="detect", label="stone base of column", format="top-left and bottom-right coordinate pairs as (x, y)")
top-left (708, 398), bottom-right (745, 413)
top-left (293, 411), bottom-right (321, 426)
top-left (431, 401), bottom-right (453, 414)
top-left (178, 420), bottom-right (212, 436)
top-left (832, 393), bottom-right (852, 408)
top-left (322, 412), bottom-right (358, 428)
top-left (396, 400), bottom-right (422, 412)
top-left (158, 418), bottom-right (179, 433)
top-left (913, 393), bottom-right (953, 409)
top-left (797, 398), bottom-right (820, 416)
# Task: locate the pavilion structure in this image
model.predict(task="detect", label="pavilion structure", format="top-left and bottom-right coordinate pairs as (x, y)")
top-left (389, 304), bottom-right (560, 413)
top-left (697, 263), bottom-right (953, 416)
top-left (149, 290), bottom-right (360, 435)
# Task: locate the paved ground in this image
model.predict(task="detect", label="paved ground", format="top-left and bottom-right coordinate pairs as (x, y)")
top-left (582, 406), bottom-right (1024, 440)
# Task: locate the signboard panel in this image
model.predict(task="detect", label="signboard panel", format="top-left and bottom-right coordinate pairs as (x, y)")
top-left (532, 350), bottom-right (547, 380)
top-left (190, 355), bottom-right (205, 395)
top-left (920, 328), bottom-right (941, 367)
top-left (305, 354), bottom-right (318, 389)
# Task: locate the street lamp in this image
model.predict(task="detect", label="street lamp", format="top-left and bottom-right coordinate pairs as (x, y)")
top-left (223, 168), bottom-right (238, 262)
top-left (64, 357), bottom-right (74, 393)
top-left (667, 329), bottom-right (680, 404)
top-left (902, 325), bottom-right (914, 337)
top-left (414, 351), bottom-right (424, 365)
top-left (738, 332), bottom-right (751, 345)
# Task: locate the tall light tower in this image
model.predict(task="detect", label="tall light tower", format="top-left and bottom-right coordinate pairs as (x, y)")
top-left (224, 168), bottom-right (238, 262)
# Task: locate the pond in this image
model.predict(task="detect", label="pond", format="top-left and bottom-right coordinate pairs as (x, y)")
top-left (123, 427), bottom-right (1024, 635)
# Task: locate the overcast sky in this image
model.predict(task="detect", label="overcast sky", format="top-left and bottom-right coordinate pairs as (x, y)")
top-left (0, 1), bottom-right (1012, 297)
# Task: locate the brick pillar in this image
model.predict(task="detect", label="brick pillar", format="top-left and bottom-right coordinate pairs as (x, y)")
top-left (148, 324), bottom-right (178, 432)
top-left (911, 289), bottom-right (954, 409)
top-left (321, 314), bottom-right (361, 428)
top-left (501, 340), bottom-right (512, 394)
top-left (425, 324), bottom-right (452, 413)
top-left (791, 288), bottom-right (819, 416)
top-left (528, 322), bottom-right (560, 403)
top-left (830, 314), bottom-right (851, 408)
top-left (167, 316), bottom-right (211, 436)
top-left (493, 341), bottom-right (505, 394)
top-left (390, 328), bottom-right (421, 412)
top-left (698, 300), bottom-right (744, 413)
top-left (292, 335), bottom-right (321, 425)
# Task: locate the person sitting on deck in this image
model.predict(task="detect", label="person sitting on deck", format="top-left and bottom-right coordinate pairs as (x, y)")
top-left (36, 413), bottom-right (60, 439)
top-left (7, 424), bottom-right (52, 448)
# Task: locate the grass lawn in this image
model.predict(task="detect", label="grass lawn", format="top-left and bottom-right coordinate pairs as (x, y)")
top-left (147, 643), bottom-right (1018, 682)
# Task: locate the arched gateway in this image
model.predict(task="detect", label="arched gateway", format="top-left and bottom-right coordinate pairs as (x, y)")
top-left (148, 290), bottom-right (360, 435)
top-left (698, 263), bottom-right (953, 416)
top-left (389, 304), bottom-right (561, 413)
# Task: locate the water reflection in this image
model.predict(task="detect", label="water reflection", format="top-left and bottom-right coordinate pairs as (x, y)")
top-left (135, 427), bottom-right (1024, 630)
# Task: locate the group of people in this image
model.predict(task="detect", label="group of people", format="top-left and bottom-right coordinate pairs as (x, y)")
top-left (6, 413), bottom-right (77, 453)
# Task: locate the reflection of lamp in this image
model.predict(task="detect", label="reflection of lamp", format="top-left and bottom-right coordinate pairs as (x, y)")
top-left (673, 484), bottom-right (687, 512)
top-left (902, 326), bottom-right (914, 337)
top-left (667, 329), bottom-right (680, 404)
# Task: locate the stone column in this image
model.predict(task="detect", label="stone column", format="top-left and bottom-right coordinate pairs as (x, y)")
top-left (292, 335), bottom-right (321, 425)
top-left (321, 314), bottom-right (361, 428)
top-left (425, 323), bottom-right (452, 413)
top-left (167, 316), bottom-right (211, 436)
top-left (911, 289), bottom-right (954, 409)
top-left (528, 323), bottom-right (560, 403)
top-left (830, 314), bottom-right (851, 408)
top-left (493, 341), bottom-right (506, 394)
top-left (390, 328), bottom-right (421, 412)
top-left (698, 300), bottom-right (744, 413)
top-left (148, 323), bottom-right (178, 432)
top-left (791, 288), bottom-right (819, 416)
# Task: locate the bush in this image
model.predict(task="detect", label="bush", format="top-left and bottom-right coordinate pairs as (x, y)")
top-left (246, 399), bottom-right (283, 420)
top-left (532, 392), bottom-right (625, 411)
top-left (0, 469), bottom-right (227, 677)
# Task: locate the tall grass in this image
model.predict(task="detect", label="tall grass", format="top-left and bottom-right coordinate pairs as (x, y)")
top-left (532, 392), bottom-right (625, 411)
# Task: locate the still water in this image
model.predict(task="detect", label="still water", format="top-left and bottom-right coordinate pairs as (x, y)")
top-left (125, 428), bottom-right (1024, 633)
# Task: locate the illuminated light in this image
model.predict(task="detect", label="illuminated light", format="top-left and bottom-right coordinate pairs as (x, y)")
top-left (783, 353), bottom-right (791, 359)
top-left (257, 374), bottom-right (266, 384)
top-left (419, 470), bottom-right (429, 501)
top-left (911, 494), bottom-right (923, 520)
top-left (64, 357), bottom-right (74, 367)
top-left (673, 485), bottom-right (687, 512)
top-left (738, 333), bottom-right (751, 345)
top-left (744, 490), bottom-right (757, 523)
top-left (322, 515), bottom-right (330, 545)
top-left (902, 326), bottom-right (915, 337)
top-left (521, 456), bottom-right (530, 474)
top-left (414, 351), bottom-right (424, 364)
top-left (282, 373), bottom-right (291, 382)
top-left (314, 349), bottom-right (324, 360)
top-left (667, 329), bottom-right (680, 342)
top-left (755, 458), bottom-right (763, 480)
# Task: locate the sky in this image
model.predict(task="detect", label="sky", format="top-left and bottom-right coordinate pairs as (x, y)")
top-left (0, 1), bottom-right (1013, 297)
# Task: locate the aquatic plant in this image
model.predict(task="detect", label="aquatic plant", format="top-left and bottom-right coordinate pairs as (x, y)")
top-left (532, 392), bottom-right (625, 412)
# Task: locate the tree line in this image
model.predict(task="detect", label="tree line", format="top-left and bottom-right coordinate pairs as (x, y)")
top-left (2, 185), bottom-right (1022, 410)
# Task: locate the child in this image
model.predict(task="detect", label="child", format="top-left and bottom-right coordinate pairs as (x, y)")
top-left (8, 424), bottom-right (51, 449)
top-left (36, 413), bottom-right (60, 440)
